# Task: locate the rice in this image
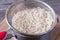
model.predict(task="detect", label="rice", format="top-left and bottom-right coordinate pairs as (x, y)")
top-left (12, 7), bottom-right (53, 34)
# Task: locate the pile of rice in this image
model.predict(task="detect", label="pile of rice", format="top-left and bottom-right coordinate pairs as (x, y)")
top-left (12, 7), bottom-right (53, 34)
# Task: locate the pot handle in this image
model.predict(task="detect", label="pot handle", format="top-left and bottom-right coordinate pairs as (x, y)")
top-left (4, 28), bottom-right (17, 40)
top-left (57, 16), bottom-right (60, 23)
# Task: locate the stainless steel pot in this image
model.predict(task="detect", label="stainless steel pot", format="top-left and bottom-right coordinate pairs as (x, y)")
top-left (5, 0), bottom-right (57, 40)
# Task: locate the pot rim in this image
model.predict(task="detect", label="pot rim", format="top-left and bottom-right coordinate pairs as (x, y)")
top-left (5, 0), bottom-right (57, 37)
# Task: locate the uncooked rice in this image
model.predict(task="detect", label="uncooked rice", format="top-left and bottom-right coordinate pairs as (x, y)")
top-left (12, 7), bottom-right (53, 34)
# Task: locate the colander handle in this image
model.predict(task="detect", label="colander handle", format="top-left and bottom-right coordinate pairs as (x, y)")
top-left (4, 28), bottom-right (17, 40)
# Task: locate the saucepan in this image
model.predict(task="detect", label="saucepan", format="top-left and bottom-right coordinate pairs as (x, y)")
top-left (0, 0), bottom-right (58, 40)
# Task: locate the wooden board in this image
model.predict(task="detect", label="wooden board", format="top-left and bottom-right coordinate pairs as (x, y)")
top-left (50, 16), bottom-right (60, 40)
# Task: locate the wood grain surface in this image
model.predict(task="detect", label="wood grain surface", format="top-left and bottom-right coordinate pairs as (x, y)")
top-left (50, 16), bottom-right (60, 40)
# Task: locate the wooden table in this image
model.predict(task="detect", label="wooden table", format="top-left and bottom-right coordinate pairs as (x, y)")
top-left (0, 0), bottom-right (60, 40)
